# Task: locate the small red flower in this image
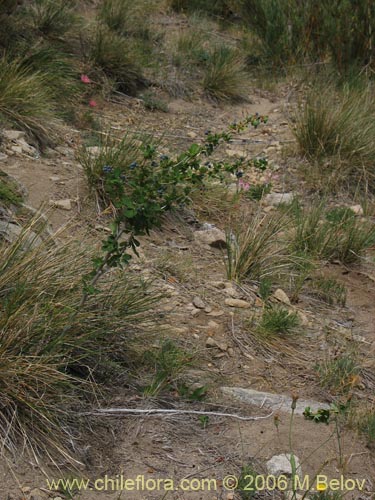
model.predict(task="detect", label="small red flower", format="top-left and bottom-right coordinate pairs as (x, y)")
top-left (80, 74), bottom-right (91, 84)
top-left (89, 100), bottom-right (97, 107)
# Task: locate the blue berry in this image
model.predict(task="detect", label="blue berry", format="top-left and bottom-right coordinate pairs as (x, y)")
top-left (236, 171), bottom-right (243, 178)
top-left (102, 165), bottom-right (113, 174)
top-left (129, 161), bottom-right (138, 170)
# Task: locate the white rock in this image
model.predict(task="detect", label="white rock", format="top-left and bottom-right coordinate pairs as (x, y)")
top-left (187, 131), bottom-right (197, 138)
top-left (263, 192), bottom-right (294, 206)
top-left (194, 228), bottom-right (226, 248)
top-left (273, 288), bottom-right (291, 305)
top-left (3, 130), bottom-right (25, 141)
top-left (266, 453), bottom-right (302, 480)
top-left (207, 310), bottom-right (225, 317)
top-left (49, 199), bottom-right (72, 211)
top-left (350, 204), bottom-right (364, 216)
top-left (225, 298), bottom-right (251, 309)
top-left (18, 138), bottom-right (36, 155)
top-left (0, 221), bottom-right (43, 248)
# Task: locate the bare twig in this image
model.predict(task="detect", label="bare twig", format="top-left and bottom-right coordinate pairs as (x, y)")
top-left (82, 408), bottom-right (273, 421)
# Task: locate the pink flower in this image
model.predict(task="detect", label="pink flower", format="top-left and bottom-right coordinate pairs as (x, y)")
top-left (81, 74), bottom-right (91, 84)
top-left (89, 100), bottom-right (97, 107)
top-left (238, 179), bottom-right (250, 191)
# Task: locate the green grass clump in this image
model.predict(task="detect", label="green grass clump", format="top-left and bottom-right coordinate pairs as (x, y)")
top-left (225, 212), bottom-right (291, 282)
top-left (0, 57), bottom-right (58, 146)
top-left (0, 218), bottom-right (160, 461)
top-left (98, 0), bottom-right (155, 38)
top-left (293, 84), bottom-right (375, 192)
top-left (27, 0), bottom-right (78, 37)
top-left (259, 306), bottom-right (299, 335)
top-left (307, 276), bottom-right (347, 306)
top-left (315, 355), bottom-right (359, 394)
top-left (140, 90), bottom-right (168, 112)
top-left (90, 27), bottom-right (145, 95)
top-left (202, 45), bottom-right (249, 102)
top-left (290, 200), bottom-right (375, 264)
top-left (169, 0), bottom-right (231, 18)
top-left (0, 171), bottom-right (22, 207)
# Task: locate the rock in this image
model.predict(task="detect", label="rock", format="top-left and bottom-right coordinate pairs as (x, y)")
top-left (228, 348), bottom-right (234, 356)
top-left (206, 337), bottom-right (217, 348)
top-left (49, 199), bottom-right (72, 211)
top-left (0, 221), bottom-right (43, 248)
top-left (205, 306), bottom-right (212, 313)
top-left (225, 298), bottom-right (251, 309)
top-left (49, 175), bottom-right (61, 182)
top-left (55, 146), bottom-right (74, 157)
top-left (207, 320), bottom-right (220, 330)
top-left (266, 453), bottom-right (302, 480)
top-left (224, 287), bottom-right (239, 298)
top-left (350, 204), bottom-right (364, 216)
top-left (254, 297), bottom-right (264, 307)
top-left (207, 309), bottom-right (225, 317)
top-left (191, 308), bottom-right (201, 317)
top-left (226, 148), bottom-right (245, 158)
top-left (30, 488), bottom-right (49, 500)
top-left (206, 337), bottom-right (228, 351)
top-left (0, 152), bottom-right (8, 161)
top-left (297, 310), bottom-right (309, 326)
top-left (273, 288), bottom-right (291, 305)
top-left (187, 131), bottom-right (197, 139)
top-left (11, 145), bottom-right (23, 155)
top-left (221, 387), bottom-right (330, 415)
top-left (193, 296), bottom-right (205, 309)
top-left (194, 227), bottom-right (226, 249)
top-left (3, 130), bottom-right (25, 141)
top-left (18, 138), bottom-right (37, 155)
top-left (263, 192), bottom-right (294, 206)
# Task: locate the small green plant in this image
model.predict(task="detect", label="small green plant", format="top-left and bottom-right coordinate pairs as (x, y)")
top-left (143, 340), bottom-right (192, 397)
top-left (237, 465), bottom-right (258, 499)
top-left (246, 182), bottom-right (271, 201)
top-left (198, 415), bottom-right (209, 428)
top-left (202, 45), bottom-right (249, 102)
top-left (259, 306), bottom-right (299, 335)
top-left (177, 383), bottom-right (207, 401)
top-left (303, 407), bottom-right (331, 425)
top-left (140, 90), bottom-right (168, 112)
top-left (258, 277), bottom-right (273, 301)
top-left (307, 276), bottom-right (347, 306)
top-left (315, 355), bottom-right (359, 394)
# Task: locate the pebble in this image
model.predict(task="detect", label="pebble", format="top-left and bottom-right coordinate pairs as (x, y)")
top-left (273, 288), bottom-right (291, 305)
top-left (225, 298), bottom-right (251, 308)
top-left (49, 199), bottom-right (72, 211)
top-left (193, 296), bottom-right (205, 309)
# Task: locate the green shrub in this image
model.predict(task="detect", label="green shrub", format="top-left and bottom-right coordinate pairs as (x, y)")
top-left (90, 27), bottom-right (145, 95)
top-left (358, 411), bottom-right (375, 448)
top-left (202, 45), bottom-right (249, 102)
top-left (169, 0), bottom-right (231, 18)
top-left (0, 171), bottom-right (23, 207)
top-left (259, 306), bottom-right (299, 335)
top-left (0, 56), bottom-right (58, 146)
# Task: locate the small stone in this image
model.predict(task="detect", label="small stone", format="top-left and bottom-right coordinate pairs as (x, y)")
top-left (194, 227), bottom-right (226, 249)
top-left (225, 298), bottom-right (251, 309)
top-left (207, 320), bottom-right (219, 330)
top-left (49, 175), bottom-right (61, 182)
top-left (207, 309), bottom-right (225, 317)
top-left (204, 306), bottom-right (212, 313)
top-left (273, 288), bottom-right (291, 305)
top-left (224, 287), bottom-right (238, 298)
top-left (297, 310), bottom-right (309, 326)
top-left (213, 281), bottom-right (226, 289)
top-left (266, 453), bottom-right (302, 480)
top-left (193, 296), bottom-right (205, 309)
top-left (228, 348), bottom-right (234, 357)
top-left (30, 488), bottom-right (49, 500)
top-left (263, 192), bottom-right (294, 206)
top-left (85, 146), bottom-right (101, 157)
top-left (49, 199), bottom-right (72, 211)
top-left (11, 145), bottom-right (23, 154)
top-left (191, 308), bottom-right (201, 317)
top-left (18, 138), bottom-right (36, 155)
top-left (206, 337), bottom-right (217, 348)
top-left (0, 152), bottom-right (8, 161)
top-left (3, 130), bottom-right (25, 141)
top-left (187, 131), bottom-right (197, 138)
top-left (21, 486), bottom-right (31, 494)
top-left (254, 297), bottom-right (263, 307)
top-left (350, 204), bottom-right (364, 216)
